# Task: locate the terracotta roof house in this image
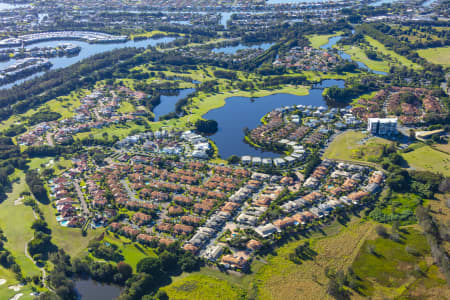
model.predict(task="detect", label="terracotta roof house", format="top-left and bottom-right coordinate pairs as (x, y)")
top-left (174, 224), bottom-right (194, 235)
top-left (132, 212), bottom-right (152, 225)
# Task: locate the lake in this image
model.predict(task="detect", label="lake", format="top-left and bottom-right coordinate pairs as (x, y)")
top-left (153, 88), bottom-right (196, 121)
top-left (0, 36), bottom-right (176, 89)
top-left (320, 35), bottom-right (387, 75)
top-left (212, 42), bottom-right (274, 55)
top-left (203, 79), bottom-right (344, 158)
top-left (75, 279), bottom-right (122, 300)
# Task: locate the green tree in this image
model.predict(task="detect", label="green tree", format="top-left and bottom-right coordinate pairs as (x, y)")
top-left (136, 257), bottom-right (162, 276)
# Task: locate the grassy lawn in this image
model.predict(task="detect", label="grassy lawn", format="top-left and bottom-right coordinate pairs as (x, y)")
top-left (417, 46), bottom-right (450, 67)
top-left (338, 35), bottom-right (421, 72)
top-left (365, 36), bottom-right (421, 70)
top-left (0, 172), bottom-right (41, 278)
top-left (254, 218), bottom-right (376, 300)
top-left (0, 89), bottom-right (87, 133)
top-left (38, 202), bottom-right (102, 258)
top-left (434, 140), bottom-right (450, 154)
top-left (402, 144), bottom-right (450, 176)
top-left (24, 158), bottom-right (101, 258)
top-left (129, 30), bottom-right (177, 40)
top-left (102, 232), bottom-right (157, 270)
top-left (351, 227), bottom-right (449, 299)
top-left (339, 44), bottom-right (391, 73)
top-left (162, 273), bottom-right (247, 300)
top-left (307, 32), bottom-right (343, 48)
top-left (75, 120), bottom-right (149, 140)
top-left (425, 193), bottom-right (450, 254)
top-left (117, 101), bottom-right (135, 114)
top-left (323, 130), bottom-right (393, 165)
top-left (0, 266), bottom-right (34, 300)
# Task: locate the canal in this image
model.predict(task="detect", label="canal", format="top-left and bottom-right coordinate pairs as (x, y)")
top-left (0, 36), bottom-right (176, 89)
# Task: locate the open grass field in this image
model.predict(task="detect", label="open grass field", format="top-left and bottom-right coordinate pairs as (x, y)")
top-left (38, 202), bottom-right (103, 258)
top-left (401, 143), bottom-right (450, 176)
top-left (340, 44), bottom-right (391, 73)
top-left (365, 36), bottom-right (421, 70)
top-left (161, 217), bottom-right (375, 300)
top-left (75, 120), bottom-right (149, 140)
top-left (163, 273), bottom-right (246, 300)
top-left (101, 232), bottom-right (157, 270)
top-left (129, 30), bottom-right (177, 40)
top-left (0, 172), bottom-right (41, 278)
top-left (323, 130), bottom-right (392, 165)
top-left (351, 227), bottom-right (449, 299)
top-left (338, 35), bottom-right (421, 73)
top-left (434, 140), bottom-right (450, 154)
top-left (254, 218), bottom-right (376, 300)
top-left (376, 193), bottom-right (422, 225)
top-left (307, 32), bottom-right (343, 48)
top-left (425, 193), bottom-right (450, 253)
top-left (417, 46), bottom-right (450, 67)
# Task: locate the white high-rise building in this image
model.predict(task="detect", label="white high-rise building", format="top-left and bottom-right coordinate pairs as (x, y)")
top-left (367, 118), bottom-right (397, 136)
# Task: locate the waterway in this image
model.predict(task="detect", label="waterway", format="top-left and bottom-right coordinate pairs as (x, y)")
top-left (203, 79), bottom-right (344, 158)
top-left (75, 279), bottom-right (122, 300)
top-left (266, 0), bottom-right (329, 4)
top-left (320, 35), bottom-right (387, 75)
top-left (0, 2), bottom-right (29, 10)
top-left (212, 42), bottom-right (274, 55)
top-left (370, 0), bottom-right (401, 6)
top-left (153, 88), bottom-right (196, 121)
top-left (0, 37), bottom-right (176, 89)
top-left (220, 12), bottom-right (233, 29)
top-left (422, 0), bottom-right (438, 6)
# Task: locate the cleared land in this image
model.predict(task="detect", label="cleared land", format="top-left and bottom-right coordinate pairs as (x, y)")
top-left (417, 47), bottom-right (450, 67)
top-left (401, 144), bottom-right (450, 176)
top-left (162, 218), bottom-right (376, 300)
top-left (352, 227), bottom-right (449, 299)
top-left (426, 193), bottom-right (450, 253)
top-left (434, 140), bottom-right (450, 154)
top-left (323, 130), bottom-right (393, 164)
top-left (163, 273), bottom-right (246, 300)
top-left (307, 32), bottom-right (342, 48)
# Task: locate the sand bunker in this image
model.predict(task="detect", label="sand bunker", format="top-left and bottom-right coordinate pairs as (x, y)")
top-left (9, 293), bottom-right (23, 300)
top-left (8, 284), bottom-right (23, 292)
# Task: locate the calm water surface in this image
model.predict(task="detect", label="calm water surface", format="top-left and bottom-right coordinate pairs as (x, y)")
top-left (153, 88), bottom-right (196, 121)
top-left (212, 42), bottom-right (273, 55)
top-left (204, 79), bottom-right (344, 158)
top-left (75, 279), bottom-right (122, 300)
top-left (0, 37), bottom-right (176, 89)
